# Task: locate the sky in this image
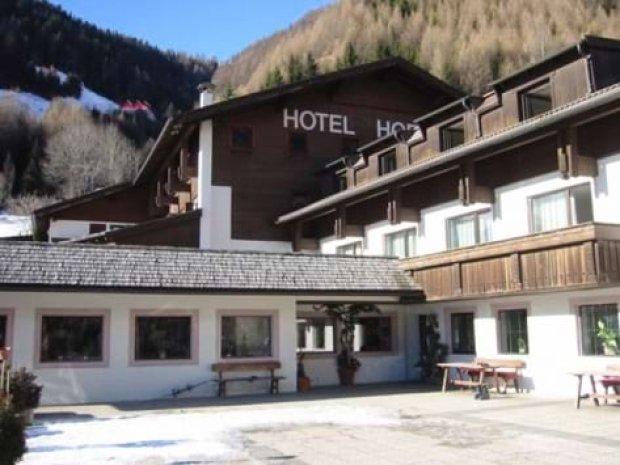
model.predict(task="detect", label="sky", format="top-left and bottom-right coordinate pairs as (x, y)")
top-left (47, 0), bottom-right (335, 61)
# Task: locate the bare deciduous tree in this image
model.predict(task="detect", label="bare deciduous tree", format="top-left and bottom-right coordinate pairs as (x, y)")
top-left (44, 119), bottom-right (143, 199)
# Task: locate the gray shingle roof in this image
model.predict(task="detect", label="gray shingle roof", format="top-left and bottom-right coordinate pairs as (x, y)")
top-left (0, 242), bottom-right (420, 295)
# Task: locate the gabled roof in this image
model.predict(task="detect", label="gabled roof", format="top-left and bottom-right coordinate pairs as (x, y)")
top-left (489, 35), bottom-right (620, 92)
top-left (0, 241), bottom-right (421, 296)
top-left (134, 57), bottom-right (463, 183)
top-left (277, 82), bottom-right (620, 225)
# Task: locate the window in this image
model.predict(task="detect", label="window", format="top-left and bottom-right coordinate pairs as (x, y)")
top-left (447, 210), bottom-right (492, 249)
top-left (231, 126), bottom-right (253, 151)
top-left (579, 303), bottom-right (620, 356)
top-left (378, 151), bottom-right (397, 176)
top-left (441, 120), bottom-right (465, 151)
top-left (0, 308), bottom-right (13, 347)
top-left (451, 312), bottom-right (476, 354)
top-left (336, 241), bottom-right (363, 256)
top-left (297, 317), bottom-right (335, 352)
top-left (385, 228), bottom-right (416, 258)
top-left (289, 132), bottom-right (307, 155)
top-left (221, 315), bottom-right (273, 358)
top-left (39, 312), bottom-right (107, 364)
top-left (498, 309), bottom-right (529, 354)
top-left (520, 81), bottom-right (552, 120)
top-left (530, 184), bottom-right (593, 233)
top-left (134, 315), bottom-right (193, 361)
top-left (354, 316), bottom-right (393, 352)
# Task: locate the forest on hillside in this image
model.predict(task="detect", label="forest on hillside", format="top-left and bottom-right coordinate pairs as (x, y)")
top-left (0, 0), bottom-right (217, 116)
top-left (214, 0), bottom-right (620, 95)
top-left (0, 0), bottom-right (219, 216)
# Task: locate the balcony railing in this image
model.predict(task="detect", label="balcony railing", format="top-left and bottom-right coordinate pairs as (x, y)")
top-left (401, 223), bottom-right (620, 301)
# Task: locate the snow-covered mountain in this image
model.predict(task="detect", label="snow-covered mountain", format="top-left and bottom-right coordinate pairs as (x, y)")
top-left (0, 212), bottom-right (31, 238)
top-left (0, 66), bottom-right (120, 119)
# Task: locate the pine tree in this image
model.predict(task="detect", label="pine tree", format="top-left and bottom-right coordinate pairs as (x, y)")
top-left (262, 68), bottom-right (285, 89)
top-left (304, 52), bottom-right (318, 78)
top-left (343, 42), bottom-right (359, 68)
top-left (286, 54), bottom-right (304, 83)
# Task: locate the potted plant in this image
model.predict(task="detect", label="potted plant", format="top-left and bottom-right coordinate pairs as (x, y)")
top-left (597, 320), bottom-right (619, 356)
top-left (0, 405), bottom-right (26, 465)
top-left (297, 353), bottom-right (311, 392)
top-left (314, 303), bottom-right (380, 386)
top-left (9, 368), bottom-right (42, 424)
top-left (416, 314), bottom-right (448, 383)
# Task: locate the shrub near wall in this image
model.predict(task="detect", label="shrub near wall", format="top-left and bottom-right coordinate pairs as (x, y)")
top-left (0, 407), bottom-right (26, 465)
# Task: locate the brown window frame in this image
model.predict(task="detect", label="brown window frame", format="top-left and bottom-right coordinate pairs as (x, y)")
top-left (378, 151), bottom-right (397, 176)
top-left (440, 118), bottom-right (465, 151)
top-left (519, 79), bottom-right (553, 121)
top-left (528, 183), bottom-right (593, 234)
top-left (445, 209), bottom-right (493, 250)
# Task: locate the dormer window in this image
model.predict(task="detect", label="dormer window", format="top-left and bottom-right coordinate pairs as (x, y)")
top-left (378, 151), bottom-right (397, 176)
top-left (520, 81), bottom-right (552, 120)
top-left (441, 120), bottom-right (465, 151)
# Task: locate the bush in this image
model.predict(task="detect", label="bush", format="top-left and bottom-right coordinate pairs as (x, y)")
top-left (9, 369), bottom-right (42, 413)
top-left (0, 407), bottom-right (26, 465)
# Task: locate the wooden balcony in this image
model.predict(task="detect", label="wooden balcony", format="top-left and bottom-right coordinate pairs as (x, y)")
top-left (401, 223), bottom-right (620, 301)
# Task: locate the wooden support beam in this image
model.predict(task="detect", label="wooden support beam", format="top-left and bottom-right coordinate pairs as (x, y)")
top-left (387, 188), bottom-right (420, 224)
top-left (293, 222), bottom-right (319, 252)
top-left (166, 166), bottom-right (191, 196)
top-left (459, 162), bottom-right (494, 206)
top-left (566, 127), bottom-right (598, 178)
top-left (155, 181), bottom-right (176, 208)
top-left (334, 206), bottom-right (364, 239)
top-left (178, 146), bottom-right (198, 180)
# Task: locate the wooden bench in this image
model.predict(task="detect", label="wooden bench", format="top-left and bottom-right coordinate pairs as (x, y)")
top-left (211, 361), bottom-right (285, 398)
top-left (464, 358), bottom-right (526, 393)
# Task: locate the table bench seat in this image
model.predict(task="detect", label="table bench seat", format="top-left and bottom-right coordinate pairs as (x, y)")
top-left (211, 361), bottom-right (285, 398)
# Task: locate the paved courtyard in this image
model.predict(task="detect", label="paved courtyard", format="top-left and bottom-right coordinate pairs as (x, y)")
top-left (27, 384), bottom-right (620, 465)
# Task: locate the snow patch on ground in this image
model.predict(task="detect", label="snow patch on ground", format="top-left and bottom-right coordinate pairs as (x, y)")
top-left (24, 406), bottom-right (399, 464)
top-left (0, 212), bottom-right (31, 237)
top-left (1, 66), bottom-right (119, 118)
top-left (0, 90), bottom-right (50, 118)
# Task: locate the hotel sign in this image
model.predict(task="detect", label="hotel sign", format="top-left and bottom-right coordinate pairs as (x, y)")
top-left (283, 108), bottom-right (415, 138)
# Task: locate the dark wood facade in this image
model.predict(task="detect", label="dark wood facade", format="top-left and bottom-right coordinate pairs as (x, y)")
top-left (402, 223), bottom-right (620, 301)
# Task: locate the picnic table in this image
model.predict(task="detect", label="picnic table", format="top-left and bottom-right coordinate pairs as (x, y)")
top-left (437, 359), bottom-right (525, 395)
top-left (570, 366), bottom-right (620, 409)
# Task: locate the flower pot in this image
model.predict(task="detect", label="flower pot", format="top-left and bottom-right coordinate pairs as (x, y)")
top-left (603, 345), bottom-right (618, 356)
top-left (297, 376), bottom-right (311, 393)
top-left (338, 367), bottom-right (357, 386)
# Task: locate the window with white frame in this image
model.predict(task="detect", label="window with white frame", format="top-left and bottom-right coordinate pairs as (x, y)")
top-left (579, 303), bottom-right (620, 356)
top-left (497, 309), bottom-right (529, 355)
top-left (134, 315), bottom-right (193, 361)
top-left (220, 314), bottom-right (273, 358)
top-left (354, 316), bottom-right (393, 352)
top-left (39, 312), bottom-right (106, 363)
top-left (385, 228), bottom-right (416, 258)
top-left (450, 312), bottom-right (476, 354)
top-left (297, 317), bottom-right (335, 352)
top-left (336, 240), bottom-right (363, 256)
top-left (530, 184), bottom-right (593, 233)
top-left (447, 210), bottom-right (492, 249)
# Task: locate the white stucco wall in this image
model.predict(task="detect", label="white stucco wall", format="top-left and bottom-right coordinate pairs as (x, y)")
top-left (298, 303), bottom-right (411, 387)
top-left (319, 152), bottom-right (620, 257)
top-left (408, 286), bottom-right (620, 397)
top-left (3, 291), bottom-right (301, 405)
top-left (48, 220), bottom-right (134, 242)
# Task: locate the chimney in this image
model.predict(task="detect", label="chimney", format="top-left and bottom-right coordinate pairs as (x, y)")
top-left (197, 82), bottom-right (215, 108)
